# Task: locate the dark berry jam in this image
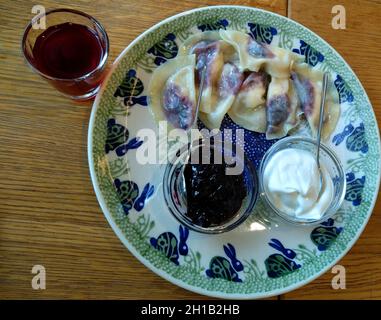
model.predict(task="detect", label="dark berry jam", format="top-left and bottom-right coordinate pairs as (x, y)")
top-left (183, 147), bottom-right (247, 228)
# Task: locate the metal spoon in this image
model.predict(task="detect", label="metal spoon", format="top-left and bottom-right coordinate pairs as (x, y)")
top-left (180, 63), bottom-right (207, 194)
top-left (192, 64), bottom-right (207, 132)
top-left (316, 72), bottom-right (330, 197)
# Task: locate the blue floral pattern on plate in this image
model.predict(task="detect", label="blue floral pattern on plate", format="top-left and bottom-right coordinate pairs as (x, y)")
top-left (247, 22), bottom-right (277, 44)
top-left (197, 19), bottom-right (229, 31)
top-left (292, 39), bottom-right (324, 66)
top-left (332, 123), bottom-right (368, 154)
top-left (206, 243), bottom-right (243, 282)
top-left (334, 74), bottom-right (354, 104)
top-left (114, 179), bottom-right (154, 214)
top-left (311, 218), bottom-right (343, 251)
top-left (345, 173), bottom-right (366, 206)
top-left (265, 239), bottom-right (301, 278)
top-left (147, 33), bottom-right (178, 66)
top-left (114, 69), bottom-right (148, 107)
top-left (150, 225), bottom-right (189, 265)
top-left (105, 119), bottom-right (143, 156)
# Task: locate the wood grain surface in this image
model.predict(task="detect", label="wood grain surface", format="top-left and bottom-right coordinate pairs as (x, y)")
top-left (282, 0), bottom-right (381, 299)
top-left (0, 0), bottom-right (379, 300)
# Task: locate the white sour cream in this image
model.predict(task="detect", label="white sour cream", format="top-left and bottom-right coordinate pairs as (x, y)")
top-left (263, 148), bottom-right (334, 220)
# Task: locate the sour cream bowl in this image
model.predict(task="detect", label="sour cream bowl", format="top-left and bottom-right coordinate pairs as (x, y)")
top-left (259, 136), bottom-right (346, 226)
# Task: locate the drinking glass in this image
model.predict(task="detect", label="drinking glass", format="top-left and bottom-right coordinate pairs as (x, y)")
top-left (22, 8), bottom-right (109, 100)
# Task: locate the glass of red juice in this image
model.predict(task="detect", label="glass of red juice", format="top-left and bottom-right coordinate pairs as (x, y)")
top-left (22, 8), bottom-right (109, 100)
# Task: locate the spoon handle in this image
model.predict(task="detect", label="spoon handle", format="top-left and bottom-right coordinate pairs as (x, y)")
top-left (192, 64), bottom-right (207, 130)
top-left (316, 72), bottom-right (330, 168)
top-left (181, 65), bottom-right (207, 192)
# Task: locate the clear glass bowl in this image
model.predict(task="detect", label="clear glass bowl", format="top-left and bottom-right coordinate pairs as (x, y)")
top-left (163, 141), bottom-right (259, 234)
top-left (258, 136), bottom-right (346, 226)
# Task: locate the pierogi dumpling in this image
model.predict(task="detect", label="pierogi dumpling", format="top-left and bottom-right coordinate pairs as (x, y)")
top-left (291, 63), bottom-right (340, 140)
top-left (219, 29), bottom-right (303, 78)
top-left (148, 54), bottom-right (196, 130)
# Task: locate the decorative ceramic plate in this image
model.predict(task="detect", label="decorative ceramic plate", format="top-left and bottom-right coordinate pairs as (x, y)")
top-left (88, 6), bottom-right (381, 299)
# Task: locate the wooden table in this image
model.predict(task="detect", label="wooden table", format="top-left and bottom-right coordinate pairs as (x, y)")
top-left (0, 0), bottom-right (380, 299)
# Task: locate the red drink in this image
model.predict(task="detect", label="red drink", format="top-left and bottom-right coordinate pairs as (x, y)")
top-left (22, 9), bottom-right (109, 100)
top-left (33, 23), bottom-right (103, 79)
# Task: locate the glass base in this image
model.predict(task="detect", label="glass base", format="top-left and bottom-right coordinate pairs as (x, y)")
top-left (60, 85), bottom-right (100, 101)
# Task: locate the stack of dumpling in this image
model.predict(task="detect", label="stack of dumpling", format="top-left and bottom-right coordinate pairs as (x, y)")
top-left (149, 30), bottom-right (340, 140)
